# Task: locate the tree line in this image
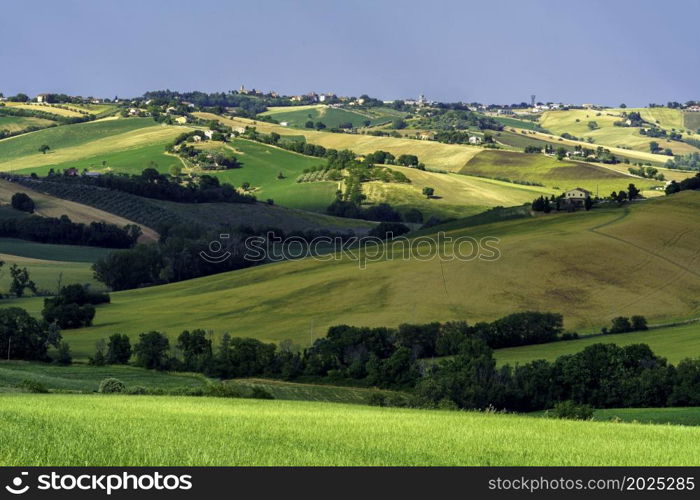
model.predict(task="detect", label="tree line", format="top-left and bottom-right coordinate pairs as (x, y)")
top-left (0, 212), bottom-right (141, 248)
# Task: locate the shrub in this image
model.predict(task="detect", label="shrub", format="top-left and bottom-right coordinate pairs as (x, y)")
top-left (11, 192), bottom-right (35, 213)
top-left (203, 383), bottom-right (242, 398)
top-left (368, 393), bottom-right (387, 406)
top-left (249, 387), bottom-right (274, 400)
top-left (124, 386), bottom-right (148, 395)
top-left (550, 400), bottom-right (594, 420)
top-left (98, 378), bottom-right (125, 394)
top-left (17, 379), bottom-right (49, 393)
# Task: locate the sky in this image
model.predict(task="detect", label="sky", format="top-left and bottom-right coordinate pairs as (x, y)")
top-left (1, 0), bottom-right (698, 106)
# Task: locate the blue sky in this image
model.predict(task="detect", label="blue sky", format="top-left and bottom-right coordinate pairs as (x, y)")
top-left (1, 0), bottom-right (697, 105)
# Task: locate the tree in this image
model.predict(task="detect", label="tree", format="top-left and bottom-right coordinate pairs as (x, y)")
top-left (628, 183), bottom-right (640, 199)
top-left (169, 164), bottom-right (182, 178)
top-left (555, 147), bottom-right (567, 160)
top-left (609, 316), bottom-right (633, 333)
top-left (587, 121), bottom-right (599, 130)
top-left (106, 334), bottom-right (132, 364)
top-left (620, 103), bottom-right (627, 109)
top-left (422, 187), bottom-right (435, 198)
top-left (584, 196), bottom-right (593, 211)
top-left (10, 192), bottom-right (35, 213)
top-left (631, 315), bottom-right (648, 331)
top-left (397, 154), bottom-right (419, 167)
top-left (0, 307), bottom-right (59, 361)
top-left (38, 144), bottom-right (50, 154)
top-left (134, 331), bottom-right (170, 370)
top-left (649, 141), bottom-right (660, 153)
top-left (54, 341), bottom-right (72, 365)
top-left (304, 120), bottom-right (314, 129)
top-left (9, 265), bottom-right (36, 297)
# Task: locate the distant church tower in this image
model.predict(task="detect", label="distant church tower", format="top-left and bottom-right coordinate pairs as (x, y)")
top-left (531, 94), bottom-right (536, 107)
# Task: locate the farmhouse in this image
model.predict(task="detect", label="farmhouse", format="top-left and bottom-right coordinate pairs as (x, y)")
top-left (204, 130), bottom-right (215, 139)
top-left (563, 187), bottom-right (592, 207)
top-left (36, 94), bottom-right (49, 103)
top-left (469, 136), bottom-right (482, 145)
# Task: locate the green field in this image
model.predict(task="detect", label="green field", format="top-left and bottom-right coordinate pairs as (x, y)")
top-left (203, 138), bottom-right (338, 212)
top-left (0, 118), bottom-right (188, 173)
top-left (260, 105), bottom-right (400, 128)
top-left (14, 142), bottom-right (181, 177)
top-left (460, 149), bottom-right (661, 195)
top-left (495, 322), bottom-right (700, 366)
top-left (0, 238), bottom-right (111, 293)
top-left (592, 407), bottom-right (700, 426)
top-left (8, 191), bottom-right (694, 359)
top-left (0, 394), bottom-right (698, 466)
top-left (0, 361), bottom-right (207, 393)
top-left (492, 115), bottom-right (545, 131)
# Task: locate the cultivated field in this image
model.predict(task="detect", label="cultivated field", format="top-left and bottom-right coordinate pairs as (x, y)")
top-left (364, 166), bottom-right (551, 218)
top-left (195, 112), bottom-right (483, 172)
top-left (10, 191), bottom-right (694, 358)
top-left (260, 105), bottom-right (399, 128)
top-left (1, 395), bottom-right (699, 466)
top-left (203, 138), bottom-right (337, 212)
top-left (0, 115), bottom-right (55, 133)
top-left (460, 150), bottom-right (662, 196)
top-left (0, 179), bottom-right (158, 242)
top-left (539, 109), bottom-right (699, 155)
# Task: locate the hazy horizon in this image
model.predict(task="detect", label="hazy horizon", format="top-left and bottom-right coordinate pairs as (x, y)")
top-left (1, 0), bottom-right (698, 106)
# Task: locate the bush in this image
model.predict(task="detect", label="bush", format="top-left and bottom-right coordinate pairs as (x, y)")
top-left (98, 378), bottom-right (126, 394)
top-left (368, 393), bottom-right (387, 406)
top-left (124, 385), bottom-right (148, 395)
top-left (11, 192), bottom-right (35, 213)
top-left (550, 400), bottom-right (594, 420)
top-left (17, 379), bottom-right (49, 393)
top-left (203, 382), bottom-right (242, 398)
top-left (53, 341), bottom-right (72, 365)
top-left (249, 387), bottom-right (274, 400)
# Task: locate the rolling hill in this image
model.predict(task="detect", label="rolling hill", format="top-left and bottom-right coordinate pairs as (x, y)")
top-left (539, 108), bottom-right (700, 155)
top-left (260, 104), bottom-right (403, 128)
top-left (10, 190), bottom-right (695, 358)
top-left (195, 112), bottom-right (484, 172)
top-left (1, 394), bottom-right (698, 466)
top-left (0, 117), bottom-right (189, 174)
top-left (0, 179), bottom-right (159, 242)
top-left (460, 149), bottom-right (662, 196)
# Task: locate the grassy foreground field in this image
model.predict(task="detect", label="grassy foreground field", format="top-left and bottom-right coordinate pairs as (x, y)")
top-left (18, 191), bottom-right (695, 358)
top-left (1, 394), bottom-right (699, 466)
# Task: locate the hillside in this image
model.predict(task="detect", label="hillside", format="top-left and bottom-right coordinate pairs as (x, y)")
top-left (1, 394), bottom-right (698, 466)
top-left (539, 108), bottom-right (700, 155)
top-left (260, 104), bottom-right (403, 128)
top-left (0, 117), bottom-right (189, 174)
top-left (13, 191), bottom-right (694, 357)
top-left (460, 149), bottom-right (662, 196)
top-left (0, 179), bottom-right (159, 242)
top-left (195, 112), bottom-right (484, 172)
